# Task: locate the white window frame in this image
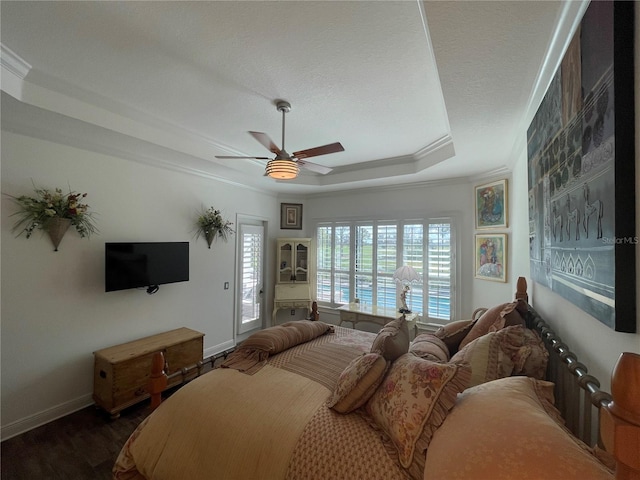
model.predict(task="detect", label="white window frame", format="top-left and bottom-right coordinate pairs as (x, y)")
top-left (315, 217), bottom-right (458, 323)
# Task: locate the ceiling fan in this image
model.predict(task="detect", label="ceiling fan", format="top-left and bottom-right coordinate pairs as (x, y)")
top-left (215, 101), bottom-right (344, 179)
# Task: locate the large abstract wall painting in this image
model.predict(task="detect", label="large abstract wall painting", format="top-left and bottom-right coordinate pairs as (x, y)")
top-left (527, 2), bottom-right (636, 332)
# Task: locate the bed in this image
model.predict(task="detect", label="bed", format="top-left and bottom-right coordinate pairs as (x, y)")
top-left (113, 278), bottom-right (640, 480)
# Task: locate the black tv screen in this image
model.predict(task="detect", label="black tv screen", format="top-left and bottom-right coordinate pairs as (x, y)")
top-left (105, 242), bottom-right (189, 292)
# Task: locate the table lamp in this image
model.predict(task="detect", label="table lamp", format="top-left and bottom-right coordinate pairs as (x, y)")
top-left (393, 265), bottom-right (421, 313)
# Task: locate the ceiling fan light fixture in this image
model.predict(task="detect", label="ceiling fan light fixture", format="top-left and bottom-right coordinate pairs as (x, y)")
top-left (265, 159), bottom-right (299, 180)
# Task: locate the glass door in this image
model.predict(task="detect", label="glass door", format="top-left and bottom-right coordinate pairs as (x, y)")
top-left (236, 223), bottom-right (264, 334)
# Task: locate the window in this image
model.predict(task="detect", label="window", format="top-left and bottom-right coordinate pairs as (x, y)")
top-left (316, 218), bottom-right (455, 322)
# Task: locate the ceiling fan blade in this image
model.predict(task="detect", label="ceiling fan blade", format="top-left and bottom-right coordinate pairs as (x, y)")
top-left (249, 131), bottom-right (281, 155)
top-left (293, 142), bottom-right (344, 160)
top-left (215, 155), bottom-right (271, 160)
top-left (296, 159), bottom-right (333, 175)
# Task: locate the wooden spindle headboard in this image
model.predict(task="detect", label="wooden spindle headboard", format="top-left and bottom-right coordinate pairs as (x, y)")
top-left (517, 276), bottom-right (639, 480)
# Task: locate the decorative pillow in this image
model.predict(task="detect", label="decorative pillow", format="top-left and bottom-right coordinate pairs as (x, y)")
top-left (433, 319), bottom-right (475, 357)
top-left (458, 300), bottom-right (526, 350)
top-left (488, 298), bottom-right (529, 332)
top-left (365, 353), bottom-right (471, 479)
top-left (513, 328), bottom-right (549, 379)
top-left (409, 334), bottom-right (450, 362)
top-left (450, 325), bottom-right (525, 388)
top-left (221, 320), bottom-right (334, 374)
top-left (424, 376), bottom-right (615, 480)
top-left (370, 316), bottom-right (410, 361)
top-left (327, 353), bottom-right (388, 414)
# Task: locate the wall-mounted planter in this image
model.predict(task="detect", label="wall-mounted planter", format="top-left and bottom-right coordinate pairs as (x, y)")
top-left (8, 184), bottom-right (98, 252)
top-left (195, 206), bottom-right (234, 249)
top-left (47, 217), bottom-right (72, 251)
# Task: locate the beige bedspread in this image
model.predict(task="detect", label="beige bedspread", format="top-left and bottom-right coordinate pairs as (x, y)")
top-left (113, 326), bottom-right (408, 480)
top-left (115, 366), bottom-right (327, 480)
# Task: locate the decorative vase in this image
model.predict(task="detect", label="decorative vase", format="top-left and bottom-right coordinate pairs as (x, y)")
top-left (205, 230), bottom-right (215, 249)
top-left (47, 217), bottom-right (72, 251)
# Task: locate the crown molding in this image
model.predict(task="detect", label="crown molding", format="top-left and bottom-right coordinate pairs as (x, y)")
top-left (303, 170), bottom-right (492, 200)
top-left (1, 43), bottom-right (32, 99)
top-left (505, 0), bottom-right (588, 185)
top-left (1, 93), bottom-right (276, 196)
top-left (1, 43), bottom-right (31, 79)
top-left (524, 0), bottom-right (589, 123)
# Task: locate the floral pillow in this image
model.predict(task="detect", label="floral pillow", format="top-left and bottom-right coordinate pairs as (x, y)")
top-left (365, 354), bottom-right (471, 478)
top-left (327, 353), bottom-right (388, 414)
top-left (370, 316), bottom-right (410, 361)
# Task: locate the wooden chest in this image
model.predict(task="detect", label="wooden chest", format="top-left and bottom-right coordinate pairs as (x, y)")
top-left (93, 327), bottom-right (204, 417)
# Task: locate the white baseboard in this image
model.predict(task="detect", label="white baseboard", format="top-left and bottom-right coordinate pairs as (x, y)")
top-left (1, 341), bottom-right (236, 442)
top-left (204, 339), bottom-right (235, 358)
top-left (1, 393), bottom-right (93, 442)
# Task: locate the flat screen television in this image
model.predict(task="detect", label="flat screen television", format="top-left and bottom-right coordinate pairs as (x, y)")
top-left (105, 242), bottom-right (189, 293)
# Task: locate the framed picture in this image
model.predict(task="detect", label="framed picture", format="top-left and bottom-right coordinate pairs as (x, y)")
top-left (475, 179), bottom-right (507, 229)
top-left (526, 2), bottom-right (635, 332)
top-left (280, 203), bottom-right (302, 230)
top-left (475, 233), bottom-right (507, 282)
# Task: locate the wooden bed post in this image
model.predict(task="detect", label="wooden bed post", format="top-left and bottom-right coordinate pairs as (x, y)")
top-left (310, 301), bottom-right (319, 321)
top-left (600, 352), bottom-right (640, 480)
top-left (148, 351), bottom-right (168, 411)
top-left (515, 276), bottom-right (528, 303)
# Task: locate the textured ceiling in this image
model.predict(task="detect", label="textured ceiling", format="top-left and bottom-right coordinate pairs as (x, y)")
top-left (0, 1), bottom-right (587, 194)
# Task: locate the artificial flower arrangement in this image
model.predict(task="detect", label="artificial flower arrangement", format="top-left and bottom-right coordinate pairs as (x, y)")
top-left (195, 206), bottom-right (234, 248)
top-left (10, 184), bottom-right (98, 246)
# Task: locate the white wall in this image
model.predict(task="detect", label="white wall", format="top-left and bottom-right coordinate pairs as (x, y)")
top-left (1, 131), bottom-right (280, 439)
top-left (303, 179), bottom-right (517, 323)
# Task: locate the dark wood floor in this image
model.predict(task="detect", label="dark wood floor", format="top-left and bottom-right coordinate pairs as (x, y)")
top-left (1, 357), bottom-right (225, 479)
top-left (1, 400), bottom-right (152, 480)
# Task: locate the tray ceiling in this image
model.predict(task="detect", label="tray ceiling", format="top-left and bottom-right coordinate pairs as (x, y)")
top-left (1, 1), bottom-right (587, 194)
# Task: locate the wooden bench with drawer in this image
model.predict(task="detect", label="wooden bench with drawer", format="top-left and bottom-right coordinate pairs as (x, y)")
top-left (93, 327), bottom-right (204, 418)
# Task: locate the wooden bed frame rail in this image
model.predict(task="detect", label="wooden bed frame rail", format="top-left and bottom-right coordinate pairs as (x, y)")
top-left (148, 347), bottom-right (235, 410)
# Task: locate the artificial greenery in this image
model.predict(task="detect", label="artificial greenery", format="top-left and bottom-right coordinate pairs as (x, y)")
top-left (195, 206), bottom-right (234, 244)
top-left (10, 184), bottom-right (98, 239)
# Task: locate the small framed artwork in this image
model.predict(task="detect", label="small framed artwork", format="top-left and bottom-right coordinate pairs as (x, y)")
top-left (475, 179), bottom-right (507, 229)
top-left (475, 233), bottom-right (507, 282)
top-left (280, 203), bottom-right (302, 230)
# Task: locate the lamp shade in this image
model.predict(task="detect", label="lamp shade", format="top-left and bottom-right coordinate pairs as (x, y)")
top-left (265, 159), bottom-right (299, 179)
top-left (393, 265), bottom-right (421, 285)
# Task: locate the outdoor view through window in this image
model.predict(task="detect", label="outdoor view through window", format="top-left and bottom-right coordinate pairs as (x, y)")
top-left (316, 220), bottom-right (453, 321)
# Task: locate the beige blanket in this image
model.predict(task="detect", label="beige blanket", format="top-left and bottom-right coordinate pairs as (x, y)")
top-left (115, 366), bottom-right (329, 480)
